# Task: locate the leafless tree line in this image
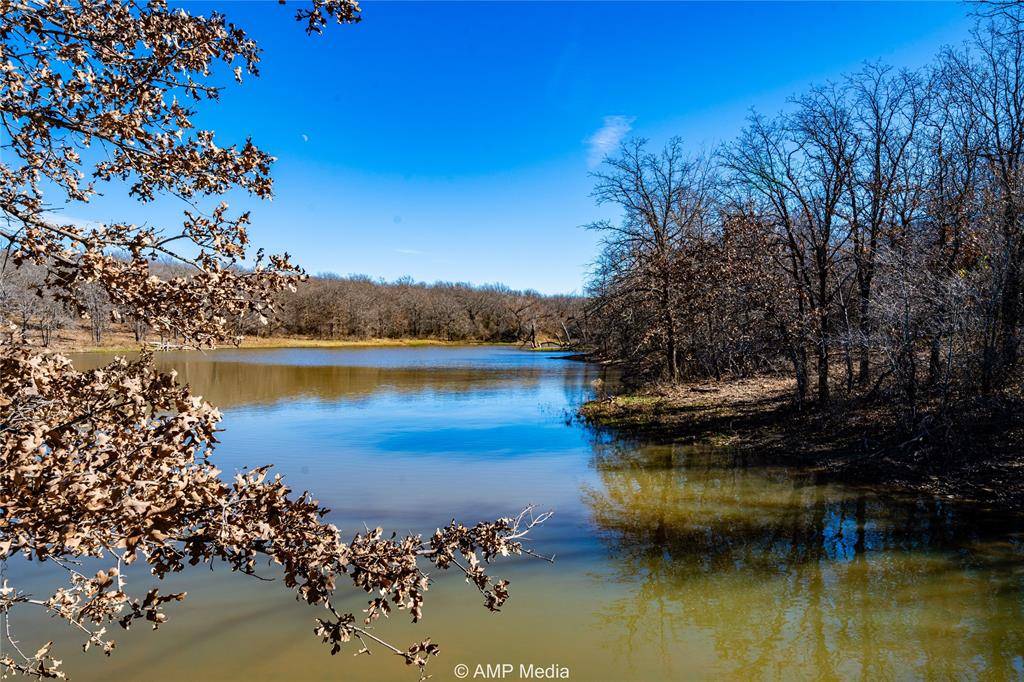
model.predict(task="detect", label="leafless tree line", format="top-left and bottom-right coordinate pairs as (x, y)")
top-left (587, 4), bottom-right (1024, 429)
top-left (0, 260), bottom-right (585, 348)
top-left (0, 256), bottom-right (167, 346)
top-left (269, 274), bottom-right (584, 346)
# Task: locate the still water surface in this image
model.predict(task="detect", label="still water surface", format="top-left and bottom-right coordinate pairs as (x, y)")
top-left (34, 347), bottom-right (1024, 679)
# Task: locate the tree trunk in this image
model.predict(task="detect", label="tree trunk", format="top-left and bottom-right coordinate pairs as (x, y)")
top-left (927, 335), bottom-right (942, 388)
top-left (790, 345), bottom-right (808, 410)
top-left (857, 282), bottom-right (871, 385)
top-left (817, 310), bottom-right (830, 404)
top-left (661, 273), bottom-right (678, 381)
top-left (999, 257), bottom-right (1021, 378)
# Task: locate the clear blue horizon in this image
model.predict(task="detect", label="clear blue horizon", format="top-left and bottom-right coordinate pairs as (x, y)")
top-left (67, 1), bottom-right (975, 295)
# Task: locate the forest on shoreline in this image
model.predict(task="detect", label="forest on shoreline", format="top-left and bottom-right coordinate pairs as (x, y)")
top-left (0, 263), bottom-right (585, 350)
top-left (579, 1), bottom-right (1024, 509)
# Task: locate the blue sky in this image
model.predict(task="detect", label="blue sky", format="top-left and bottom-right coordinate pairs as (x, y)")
top-left (70, 1), bottom-right (975, 294)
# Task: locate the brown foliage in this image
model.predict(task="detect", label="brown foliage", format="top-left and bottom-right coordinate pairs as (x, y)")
top-left (0, 1), bottom-right (547, 678)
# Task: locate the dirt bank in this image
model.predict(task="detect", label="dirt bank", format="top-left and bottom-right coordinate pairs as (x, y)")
top-left (580, 375), bottom-right (1024, 512)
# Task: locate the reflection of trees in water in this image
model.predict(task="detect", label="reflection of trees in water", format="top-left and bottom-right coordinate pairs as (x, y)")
top-left (71, 353), bottom-right (604, 411)
top-left (582, 440), bottom-right (1024, 678)
top-left (174, 361), bottom-right (552, 408)
top-left (555, 364), bottom-right (607, 417)
top-left (79, 358), bottom-right (554, 409)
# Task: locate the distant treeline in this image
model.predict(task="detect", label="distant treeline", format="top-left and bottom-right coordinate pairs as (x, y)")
top-left (273, 274), bottom-right (585, 345)
top-left (0, 260), bottom-right (586, 348)
top-left (0, 257), bottom-right (150, 345)
top-left (586, 4), bottom-right (1024, 430)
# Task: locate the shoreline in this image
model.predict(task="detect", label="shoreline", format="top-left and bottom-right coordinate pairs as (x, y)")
top-left (28, 331), bottom-right (566, 354)
top-left (579, 375), bottom-right (1024, 513)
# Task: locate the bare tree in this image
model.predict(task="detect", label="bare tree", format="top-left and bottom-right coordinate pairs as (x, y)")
top-left (723, 88), bottom-right (857, 405)
top-left (585, 1), bottom-right (1024, 437)
top-left (588, 137), bottom-right (716, 381)
top-left (845, 63), bottom-right (932, 385)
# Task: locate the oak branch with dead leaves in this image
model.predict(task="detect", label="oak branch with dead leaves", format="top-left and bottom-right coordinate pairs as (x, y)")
top-left (0, 1), bottom-right (550, 678)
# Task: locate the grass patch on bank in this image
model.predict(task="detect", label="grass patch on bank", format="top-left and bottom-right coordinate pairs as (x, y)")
top-left (580, 377), bottom-right (788, 434)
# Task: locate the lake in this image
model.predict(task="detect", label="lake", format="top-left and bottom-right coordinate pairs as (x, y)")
top-left (20, 346), bottom-right (1024, 679)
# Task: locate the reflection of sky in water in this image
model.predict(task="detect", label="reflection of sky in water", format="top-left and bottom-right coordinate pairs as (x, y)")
top-left (29, 346), bottom-right (1024, 680)
top-left (215, 371), bottom-right (601, 530)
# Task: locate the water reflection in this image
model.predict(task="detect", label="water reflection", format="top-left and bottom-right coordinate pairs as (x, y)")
top-left (583, 439), bottom-right (1024, 678)
top-left (71, 348), bottom-right (569, 409)
top-left (51, 347), bottom-right (1024, 680)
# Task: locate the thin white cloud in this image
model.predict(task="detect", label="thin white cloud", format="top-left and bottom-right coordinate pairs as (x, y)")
top-left (395, 248), bottom-right (422, 255)
top-left (41, 212), bottom-right (105, 230)
top-left (586, 115), bottom-right (635, 168)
